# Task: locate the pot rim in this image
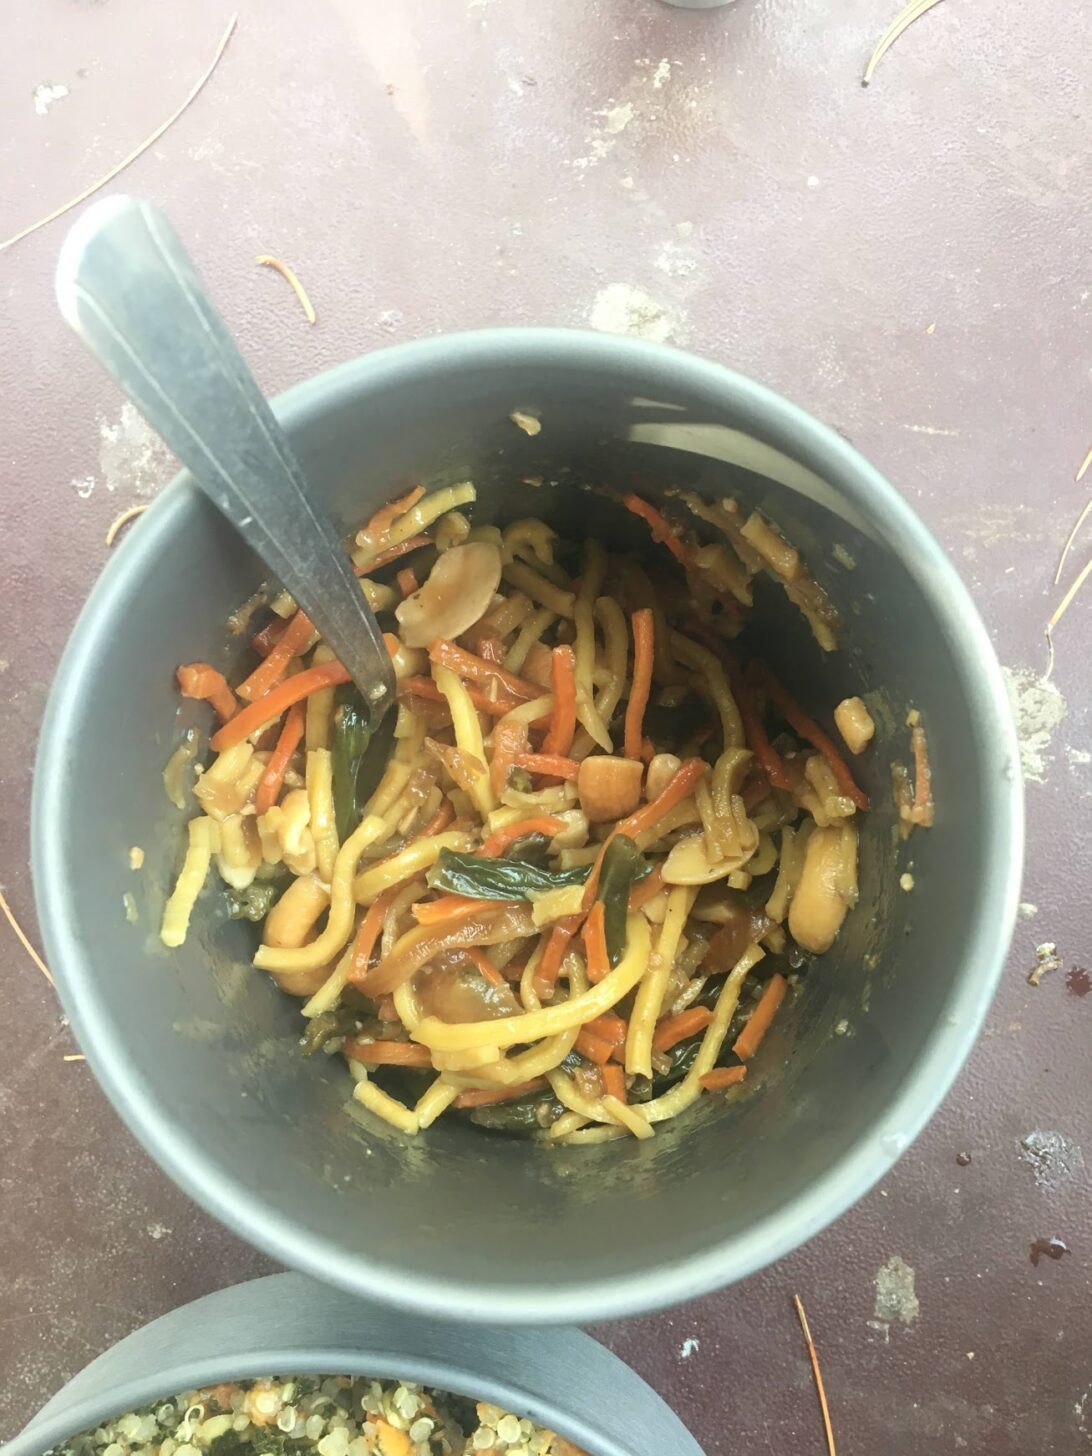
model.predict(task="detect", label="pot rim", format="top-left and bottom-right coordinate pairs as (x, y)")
top-left (32, 327), bottom-right (1024, 1324)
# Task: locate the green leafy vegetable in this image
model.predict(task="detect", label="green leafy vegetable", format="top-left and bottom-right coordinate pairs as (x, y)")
top-left (331, 691), bottom-right (374, 841)
top-left (428, 849), bottom-right (590, 900)
top-left (225, 881), bottom-right (279, 922)
top-left (596, 834), bottom-right (645, 967)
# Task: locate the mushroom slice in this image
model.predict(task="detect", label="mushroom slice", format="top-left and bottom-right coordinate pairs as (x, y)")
top-left (395, 541), bottom-right (503, 648)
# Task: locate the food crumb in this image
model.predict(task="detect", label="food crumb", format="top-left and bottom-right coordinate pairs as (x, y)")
top-left (834, 1018), bottom-right (850, 1036)
top-left (123, 892), bottom-right (139, 924)
top-left (906, 708), bottom-right (921, 727)
top-left (832, 543), bottom-right (857, 570)
top-left (1028, 942), bottom-right (1061, 986)
top-left (509, 409), bottom-right (541, 436)
top-left (835, 695), bottom-right (875, 754)
top-left (899, 872), bottom-right (915, 892)
top-left (956, 1151), bottom-right (972, 1167)
top-left (129, 846), bottom-right (145, 869)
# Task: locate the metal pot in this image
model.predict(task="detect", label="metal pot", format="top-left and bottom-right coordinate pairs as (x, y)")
top-left (33, 329), bottom-right (1023, 1324)
top-left (7, 1273), bottom-right (702, 1456)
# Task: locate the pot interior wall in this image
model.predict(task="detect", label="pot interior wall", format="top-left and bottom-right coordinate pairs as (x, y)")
top-left (47, 352), bottom-right (994, 1305)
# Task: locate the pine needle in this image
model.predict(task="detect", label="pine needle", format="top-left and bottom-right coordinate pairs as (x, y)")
top-left (1045, 554), bottom-right (1092, 678)
top-left (0, 14), bottom-right (238, 253)
top-left (1077, 445), bottom-right (1092, 485)
top-left (256, 255), bottom-right (317, 325)
top-left (862, 0), bottom-right (946, 86)
top-left (63, 1053), bottom-right (86, 1063)
top-left (105, 503), bottom-right (150, 547)
top-left (0, 888), bottom-right (55, 987)
top-left (794, 1294), bottom-right (837, 1456)
top-left (1054, 446), bottom-right (1092, 584)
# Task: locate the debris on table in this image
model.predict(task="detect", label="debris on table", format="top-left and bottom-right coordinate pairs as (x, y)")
top-left (105, 503), bottom-right (149, 546)
top-left (793, 1294), bottom-right (838, 1456)
top-left (256, 254), bottom-right (317, 324)
top-left (1029, 1235), bottom-right (1069, 1267)
top-left (862, 0), bottom-right (947, 87)
top-left (1028, 941), bottom-right (1062, 986)
top-left (0, 888), bottom-right (54, 986)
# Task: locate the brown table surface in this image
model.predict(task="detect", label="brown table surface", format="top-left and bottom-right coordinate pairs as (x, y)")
top-left (3, 3), bottom-right (1090, 1452)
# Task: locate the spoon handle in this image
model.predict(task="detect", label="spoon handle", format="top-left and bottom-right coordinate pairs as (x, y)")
top-left (55, 194), bottom-right (394, 721)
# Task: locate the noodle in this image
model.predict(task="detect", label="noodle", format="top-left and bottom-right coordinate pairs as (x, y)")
top-left (626, 885), bottom-right (696, 1078)
top-left (160, 817), bottom-right (218, 947)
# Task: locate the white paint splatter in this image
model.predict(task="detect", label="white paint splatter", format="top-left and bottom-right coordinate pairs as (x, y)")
top-left (602, 102), bottom-right (635, 135)
top-left (33, 82), bottom-right (68, 115)
top-left (1066, 746), bottom-right (1091, 766)
top-left (679, 1336), bottom-right (700, 1359)
top-left (807, 174), bottom-right (820, 188)
top-left (72, 476), bottom-right (96, 500)
top-left (652, 59), bottom-right (672, 89)
top-left (0, 658), bottom-right (9, 675)
top-left (675, 220), bottom-right (693, 237)
top-left (146, 1222), bottom-right (171, 1240)
top-left (873, 1255), bottom-right (919, 1327)
top-left (1018, 902), bottom-right (1038, 919)
top-left (1019, 1130), bottom-right (1085, 1191)
top-left (1003, 667), bottom-right (1067, 785)
top-left (98, 401), bottom-right (175, 497)
top-left (571, 101), bottom-right (635, 171)
top-left (900, 424), bottom-right (960, 437)
top-left (588, 284), bottom-right (681, 343)
top-left (654, 240), bottom-right (697, 277)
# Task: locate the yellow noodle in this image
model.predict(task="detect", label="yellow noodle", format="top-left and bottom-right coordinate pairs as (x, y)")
top-left (633, 798), bottom-right (702, 851)
top-left (530, 881), bottom-right (585, 928)
top-left (300, 943), bottom-right (355, 1019)
top-left (215, 814), bottom-right (260, 890)
top-left (476, 1026), bottom-right (581, 1087)
top-left (640, 943), bottom-right (764, 1126)
top-left (433, 664), bottom-right (495, 818)
top-left (415, 1077), bottom-right (459, 1129)
top-left (670, 632), bottom-right (744, 749)
top-left (305, 645), bottom-right (338, 750)
top-left (434, 511), bottom-right (471, 550)
top-left (253, 814), bottom-right (388, 973)
top-left (546, 1068), bottom-right (612, 1125)
top-left (548, 1110), bottom-right (589, 1140)
top-left (626, 884), bottom-right (696, 1078)
top-left (573, 542), bottom-right (613, 751)
top-left (414, 914), bottom-right (650, 1052)
top-left (766, 824), bottom-right (809, 922)
top-left (352, 483), bottom-right (476, 566)
top-left (615, 558), bottom-right (676, 683)
top-left (431, 1045), bottom-right (503, 1072)
top-left (554, 1124), bottom-right (626, 1145)
top-left (602, 1094), bottom-right (654, 1140)
top-left (353, 830), bottom-right (474, 904)
top-left (504, 607), bottom-right (556, 673)
top-left (306, 749), bottom-right (339, 882)
top-left (502, 561), bottom-right (576, 617)
top-left (381, 877), bottom-right (427, 958)
top-left (352, 1076), bottom-right (419, 1135)
top-left (483, 591), bottom-right (532, 638)
top-left (503, 518), bottom-right (558, 568)
top-left (496, 692), bottom-right (554, 728)
top-left (593, 596), bottom-right (628, 724)
top-left (160, 817), bottom-right (218, 947)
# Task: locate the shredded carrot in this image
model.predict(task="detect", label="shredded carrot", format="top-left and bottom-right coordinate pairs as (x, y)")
top-left (343, 1038), bottom-right (433, 1067)
top-left (176, 662), bottom-right (238, 723)
top-left (411, 894), bottom-right (508, 927)
top-left (256, 255), bottom-right (317, 325)
top-left (575, 1029), bottom-right (614, 1065)
top-left (488, 718), bottom-right (530, 794)
top-left (475, 632), bottom-right (506, 665)
top-left (628, 865), bottom-right (664, 910)
top-left (463, 945), bottom-right (506, 987)
top-left (347, 886), bottom-right (403, 984)
top-left (359, 485), bottom-right (425, 547)
top-left (250, 617), bottom-right (287, 658)
top-left (428, 639), bottom-right (541, 703)
top-left (640, 736), bottom-right (655, 763)
top-left (478, 816), bottom-right (565, 857)
top-left (622, 493), bottom-right (691, 566)
top-left (453, 1078), bottom-right (547, 1109)
top-left (732, 972), bottom-right (788, 1061)
top-left (418, 798), bottom-right (455, 838)
top-left (729, 660), bottom-right (792, 790)
top-left (513, 752), bottom-right (581, 782)
top-left (254, 702), bottom-right (306, 814)
top-left (396, 566), bottom-right (419, 598)
top-left (399, 676), bottom-right (523, 720)
top-left (585, 1013), bottom-right (627, 1045)
top-left (360, 535), bottom-right (432, 572)
top-left (542, 645), bottom-right (577, 756)
top-left (699, 1065), bottom-right (747, 1092)
top-left (533, 916), bottom-right (582, 997)
top-left (210, 660), bottom-right (351, 751)
top-left (624, 609), bottom-right (654, 760)
top-left (753, 667), bottom-right (869, 811)
top-left (601, 1063), bottom-right (627, 1103)
top-left (584, 900), bottom-right (610, 983)
top-left (583, 757), bottom-right (708, 907)
top-left (237, 609), bottom-right (315, 701)
top-left (653, 1006), bottom-right (715, 1053)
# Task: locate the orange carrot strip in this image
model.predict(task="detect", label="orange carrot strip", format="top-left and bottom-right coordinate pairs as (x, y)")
top-left (237, 610), bottom-right (315, 702)
top-left (411, 894), bottom-right (508, 927)
top-left (359, 484), bottom-right (425, 546)
top-left (542, 645), bottom-right (577, 756)
top-left (343, 1038), bottom-right (433, 1067)
top-left (453, 1078), bottom-right (547, 1109)
top-left (575, 1029), bottom-right (614, 1065)
top-left (399, 676), bottom-right (522, 720)
top-left (250, 617), bottom-right (287, 657)
top-left (582, 757), bottom-right (708, 908)
top-left (622, 493), bottom-right (691, 566)
top-left (489, 718), bottom-right (530, 795)
top-left (464, 945), bottom-right (506, 987)
top-left (533, 916), bottom-right (582, 997)
top-left (346, 886), bottom-right (403, 984)
top-left (418, 798), bottom-right (455, 838)
top-left (254, 702), bottom-right (306, 814)
top-left (729, 660), bottom-right (792, 791)
top-left (585, 1013), bottom-right (627, 1046)
top-left (478, 815), bottom-right (565, 858)
top-left (753, 667), bottom-right (869, 811)
top-left (428, 638), bottom-right (542, 703)
top-left (601, 1063), bottom-right (627, 1103)
top-left (513, 752), bottom-right (581, 782)
top-left (475, 632), bottom-right (506, 666)
top-left (177, 662), bottom-right (238, 723)
top-left (628, 865), bottom-right (664, 911)
top-left (211, 660), bottom-right (351, 750)
top-left (732, 973), bottom-right (788, 1061)
top-left (652, 1006), bottom-right (714, 1053)
top-left (699, 1065), bottom-right (747, 1092)
top-left (584, 900), bottom-right (610, 983)
top-left (396, 566), bottom-right (419, 598)
top-left (624, 609), bottom-right (654, 760)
